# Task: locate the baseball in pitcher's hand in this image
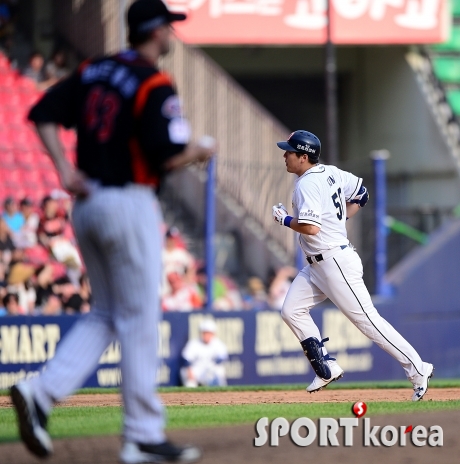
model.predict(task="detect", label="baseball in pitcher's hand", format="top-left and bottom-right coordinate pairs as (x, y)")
top-left (195, 135), bottom-right (217, 162)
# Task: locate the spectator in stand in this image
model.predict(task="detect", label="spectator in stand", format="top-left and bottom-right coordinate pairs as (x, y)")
top-left (16, 197), bottom-right (40, 249)
top-left (0, 267), bottom-right (7, 314)
top-left (22, 51), bottom-right (55, 91)
top-left (180, 318), bottom-right (228, 387)
top-left (162, 271), bottom-right (202, 312)
top-left (195, 265), bottom-right (243, 310)
top-left (3, 292), bottom-right (24, 315)
top-left (0, 216), bottom-right (15, 265)
top-left (7, 258), bottom-right (36, 314)
top-left (0, 261), bottom-right (6, 285)
top-left (79, 273), bottom-right (91, 313)
top-left (45, 49), bottom-right (70, 83)
top-left (0, 0), bottom-right (15, 56)
top-left (33, 264), bottom-right (62, 316)
top-left (38, 195), bottom-right (81, 273)
top-left (34, 264), bottom-right (54, 306)
top-left (52, 275), bottom-right (85, 314)
top-left (162, 227), bottom-right (195, 296)
top-left (242, 276), bottom-right (269, 311)
top-left (0, 283), bottom-right (7, 316)
top-left (268, 266), bottom-right (297, 310)
top-left (38, 196), bottom-right (65, 245)
top-left (2, 197), bottom-right (24, 237)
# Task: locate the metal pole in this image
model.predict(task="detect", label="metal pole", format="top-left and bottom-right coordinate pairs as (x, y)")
top-left (205, 157), bottom-right (216, 311)
top-left (325, 0), bottom-right (339, 166)
top-left (370, 150), bottom-right (390, 296)
top-left (119, 0), bottom-right (128, 50)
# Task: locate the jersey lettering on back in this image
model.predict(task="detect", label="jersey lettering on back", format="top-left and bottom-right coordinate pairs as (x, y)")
top-left (28, 51), bottom-right (187, 189)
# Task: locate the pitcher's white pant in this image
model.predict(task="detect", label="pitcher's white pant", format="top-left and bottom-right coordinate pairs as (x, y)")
top-left (30, 184), bottom-right (165, 444)
top-left (281, 246), bottom-right (424, 380)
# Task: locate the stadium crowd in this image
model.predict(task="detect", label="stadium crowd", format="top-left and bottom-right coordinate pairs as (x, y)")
top-left (0, 195), bottom-right (296, 316)
top-left (0, 41), bottom-right (296, 315)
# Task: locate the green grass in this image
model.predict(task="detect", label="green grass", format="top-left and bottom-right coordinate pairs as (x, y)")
top-left (1, 378), bottom-right (460, 396)
top-left (1, 400), bottom-right (460, 443)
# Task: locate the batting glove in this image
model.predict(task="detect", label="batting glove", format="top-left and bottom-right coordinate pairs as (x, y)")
top-left (350, 186), bottom-right (369, 208)
top-left (272, 203), bottom-right (289, 226)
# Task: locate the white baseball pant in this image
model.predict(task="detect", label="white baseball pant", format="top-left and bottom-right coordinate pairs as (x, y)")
top-left (30, 184), bottom-right (165, 444)
top-left (281, 245), bottom-right (424, 381)
top-left (180, 363), bottom-right (227, 387)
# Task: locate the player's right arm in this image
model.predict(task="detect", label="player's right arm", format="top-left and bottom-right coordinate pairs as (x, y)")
top-left (28, 73), bottom-right (89, 197)
top-left (286, 218), bottom-right (320, 235)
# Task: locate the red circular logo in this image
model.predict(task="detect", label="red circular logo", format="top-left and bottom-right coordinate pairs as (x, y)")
top-left (352, 401), bottom-right (367, 418)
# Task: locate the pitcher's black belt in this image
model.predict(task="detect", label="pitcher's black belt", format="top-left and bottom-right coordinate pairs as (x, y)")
top-left (307, 245), bottom-right (348, 265)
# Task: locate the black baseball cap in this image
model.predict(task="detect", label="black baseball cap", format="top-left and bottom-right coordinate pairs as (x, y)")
top-left (127, 0), bottom-right (186, 35)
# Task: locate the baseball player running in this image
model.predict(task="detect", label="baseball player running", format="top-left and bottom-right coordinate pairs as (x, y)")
top-left (273, 130), bottom-right (433, 401)
top-left (10, 0), bottom-right (214, 462)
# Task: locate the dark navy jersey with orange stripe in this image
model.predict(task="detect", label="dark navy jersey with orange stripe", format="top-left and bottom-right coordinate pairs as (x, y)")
top-left (28, 50), bottom-right (190, 189)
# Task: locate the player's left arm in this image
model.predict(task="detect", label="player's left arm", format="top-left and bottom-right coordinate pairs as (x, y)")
top-left (346, 202), bottom-right (361, 219)
top-left (139, 86), bottom-right (214, 172)
top-left (340, 169), bottom-right (369, 208)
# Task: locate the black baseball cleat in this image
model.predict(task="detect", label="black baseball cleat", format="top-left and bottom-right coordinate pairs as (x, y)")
top-left (120, 440), bottom-right (202, 463)
top-left (10, 383), bottom-right (53, 458)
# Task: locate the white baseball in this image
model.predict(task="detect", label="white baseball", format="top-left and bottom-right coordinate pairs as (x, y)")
top-left (198, 135), bottom-right (216, 150)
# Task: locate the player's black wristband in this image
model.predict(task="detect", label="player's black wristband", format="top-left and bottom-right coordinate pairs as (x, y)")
top-left (283, 216), bottom-right (293, 227)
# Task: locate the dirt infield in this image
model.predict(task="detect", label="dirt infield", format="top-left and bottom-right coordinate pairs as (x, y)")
top-left (1, 389), bottom-right (460, 463)
top-left (1, 387), bottom-right (460, 408)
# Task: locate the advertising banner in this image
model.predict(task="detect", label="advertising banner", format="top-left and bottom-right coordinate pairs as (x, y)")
top-left (0, 308), bottom-right (395, 389)
top-left (168, 0), bottom-right (449, 45)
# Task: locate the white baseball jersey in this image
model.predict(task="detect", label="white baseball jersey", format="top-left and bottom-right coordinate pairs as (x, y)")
top-left (281, 163), bottom-right (429, 383)
top-left (182, 337), bottom-right (228, 366)
top-left (292, 164), bottom-right (362, 256)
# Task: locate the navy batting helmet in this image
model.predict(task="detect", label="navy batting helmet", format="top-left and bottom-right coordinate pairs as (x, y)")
top-left (277, 130), bottom-right (321, 161)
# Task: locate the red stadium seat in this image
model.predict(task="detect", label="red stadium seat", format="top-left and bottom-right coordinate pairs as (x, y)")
top-left (19, 169), bottom-right (42, 184)
top-left (41, 170), bottom-right (60, 189)
top-left (14, 150), bottom-right (37, 170)
top-left (5, 185), bottom-right (26, 200)
top-left (1, 92), bottom-right (20, 108)
top-left (0, 132), bottom-right (14, 152)
top-left (24, 186), bottom-right (47, 204)
top-left (0, 53), bottom-right (10, 70)
top-left (11, 131), bottom-right (38, 151)
top-left (6, 109), bottom-right (29, 128)
top-left (0, 73), bottom-right (15, 89)
top-left (16, 76), bottom-right (39, 94)
top-left (65, 149), bottom-right (77, 165)
top-left (0, 151), bottom-right (16, 170)
top-left (3, 169), bottom-right (22, 187)
top-left (36, 153), bottom-right (54, 172)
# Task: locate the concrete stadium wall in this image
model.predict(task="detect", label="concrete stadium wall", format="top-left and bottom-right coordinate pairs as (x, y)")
top-left (204, 45), bottom-right (460, 211)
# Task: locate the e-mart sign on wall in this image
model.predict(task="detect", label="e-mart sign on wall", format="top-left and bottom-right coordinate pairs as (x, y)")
top-left (169, 0), bottom-right (450, 44)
